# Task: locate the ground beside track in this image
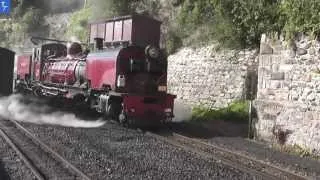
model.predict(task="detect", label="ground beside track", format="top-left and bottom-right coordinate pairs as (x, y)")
top-left (170, 121), bottom-right (320, 178)
top-left (20, 121), bottom-right (254, 180)
top-left (0, 133), bottom-right (35, 180)
top-left (0, 119), bottom-right (319, 179)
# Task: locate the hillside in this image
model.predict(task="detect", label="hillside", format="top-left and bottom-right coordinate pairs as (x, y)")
top-left (2, 0), bottom-right (320, 55)
top-left (52, 0), bottom-right (320, 54)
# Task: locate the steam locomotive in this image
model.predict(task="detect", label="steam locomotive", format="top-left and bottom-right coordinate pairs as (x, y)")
top-left (13, 15), bottom-right (176, 126)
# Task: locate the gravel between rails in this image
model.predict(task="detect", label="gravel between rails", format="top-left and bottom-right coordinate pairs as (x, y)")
top-left (0, 120), bottom-right (86, 180)
top-left (21, 121), bottom-right (256, 180)
top-left (0, 131), bottom-right (35, 180)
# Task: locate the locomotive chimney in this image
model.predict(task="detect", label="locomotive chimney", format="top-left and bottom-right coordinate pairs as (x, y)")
top-left (94, 38), bottom-right (104, 50)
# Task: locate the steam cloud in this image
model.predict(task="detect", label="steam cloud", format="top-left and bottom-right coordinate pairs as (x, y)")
top-left (173, 100), bottom-right (192, 122)
top-left (46, 0), bottom-right (85, 14)
top-left (0, 94), bottom-right (105, 128)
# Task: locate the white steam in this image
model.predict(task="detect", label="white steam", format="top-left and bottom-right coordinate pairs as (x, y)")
top-left (0, 94), bottom-right (105, 128)
top-left (173, 100), bottom-right (192, 122)
top-left (47, 0), bottom-right (85, 13)
top-left (70, 36), bottom-right (81, 43)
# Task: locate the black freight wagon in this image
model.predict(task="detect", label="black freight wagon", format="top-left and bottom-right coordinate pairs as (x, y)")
top-left (0, 47), bottom-right (15, 96)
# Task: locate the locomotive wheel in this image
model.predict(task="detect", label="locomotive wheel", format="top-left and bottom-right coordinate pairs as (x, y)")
top-left (106, 102), bottom-right (121, 121)
top-left (119, 112), bottom-right (127, 125)
top-left (32, 87), bottom-right (43, 97)
top-left (119, 112), bottom-right (135, 128)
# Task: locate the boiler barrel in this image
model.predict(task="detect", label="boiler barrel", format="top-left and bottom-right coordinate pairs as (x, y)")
top-left (0, 48), bottom-right (15, 96)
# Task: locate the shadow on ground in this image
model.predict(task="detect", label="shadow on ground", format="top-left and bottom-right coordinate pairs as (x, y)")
top-left (0, 160), bottom-right (10, 180)
top-left (167, 120), bottom-right (250, 139)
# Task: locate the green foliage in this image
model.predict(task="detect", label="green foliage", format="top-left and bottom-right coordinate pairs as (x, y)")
top-left (166, 29), bottom-right (183, 54)
top-left (21, 8), bottom-right (43, 33)
top-left (274, 144), bottom-right (320, 160)
top-left (280, 0), bottom-right (320, 39)
top-left (0, 20), bottom-right (25, 48)
top-left (178, 0), bottom-right (214, 27)
top-left (173, 0), bottom-right (281, 49)
top-left (67, 0), bottom-right (145, 43)
top-left (89, 0), bottom-right (137, 20)
top-left (172, 0), bottom-right (320, 50)
top-left (0, 0), bottom-right (46, 48)
top-left (211, 14), bottom-right (242, 49)
top-left (66, 7), bottom-right (92, 42)
top-left (212, 0), bottom-right (281, 48)
top-left (191, 101), bottom-right (249, 123)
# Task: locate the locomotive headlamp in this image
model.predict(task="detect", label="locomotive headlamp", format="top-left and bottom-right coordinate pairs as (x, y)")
top-left (145, 45), bottom-right (160, 59)
top-left (117, 75), bottom-right (126, 88)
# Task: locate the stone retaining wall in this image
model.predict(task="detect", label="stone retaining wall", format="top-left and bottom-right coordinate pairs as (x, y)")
top-left (167, 45), bottom-right (258, 109)
top-left (255, 34), bottom-right (320, 154)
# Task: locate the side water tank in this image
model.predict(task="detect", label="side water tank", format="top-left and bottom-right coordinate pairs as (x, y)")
top-left (0, 48), bottom-right (15, 96)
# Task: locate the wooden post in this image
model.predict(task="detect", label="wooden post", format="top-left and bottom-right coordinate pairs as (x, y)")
top-left (248, 100), bottom-right (252, 138)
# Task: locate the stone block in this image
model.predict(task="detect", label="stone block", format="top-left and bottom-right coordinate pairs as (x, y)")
top-left (297, 48), bottom-right (308, 56)
top-left (269, 81), bottom-right (281, 89)
top-left (264, 56), bottom-right (273, 65)
top-left (271, 72), bottom-right (285, 80)
top-left (284, 58), bottom-right (298, 64)
top-left (262, 114), bottom-right (278, 120)
top-left (260, 43), bottom-right (274, 55)
top-left (301, 42), bottom-right (312, 49)
top-left (309, 48), bottom-right (316, 55)
top-left (289, 50), bottom-right (296, 58)
top-left (272, 64), bottom-right (279, 72)
top-left (279, 65), bottom-right (293, 72)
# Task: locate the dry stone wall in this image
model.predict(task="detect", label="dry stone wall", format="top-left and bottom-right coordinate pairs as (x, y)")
top-left (167, 45), bottom-right (258, 109)
top-left (255, 34), bottom-right (320, 154)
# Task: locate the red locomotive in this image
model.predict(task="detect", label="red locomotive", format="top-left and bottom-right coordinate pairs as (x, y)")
top-left (14, 15), bottom-right (176, 126)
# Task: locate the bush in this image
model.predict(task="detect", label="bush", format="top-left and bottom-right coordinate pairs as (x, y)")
top-left (21, 8), bottom-right (43, 33)
top-left (0, 1), bottom-right (45, 48)
top-left (166, 29), bottom-right (183, 54)
top-left (89, 0), bottom-right (136, 20)
top-left (211, 0), bottom-right (280, 48)
top-left (66, 7), bottom-right (92, 42)
top-left (191, 101), bottom-right (249, 123)
top-left (66, 0), bottom-right (145, 43)
top-left (173, 0), bottom-right (320, 49)
top-left (274, 144), bottom-right (320, 160)
top-left (173, 0), bottom-right (281, 49)
top-left (280, 0), bottom-right (320, 39)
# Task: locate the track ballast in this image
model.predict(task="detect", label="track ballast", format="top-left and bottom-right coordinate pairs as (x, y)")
top-left (0, 119), bottom-right (91, 180)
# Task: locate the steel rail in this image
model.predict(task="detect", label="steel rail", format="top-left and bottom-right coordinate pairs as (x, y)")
top-left (12, 120), bottom-right (91, 180)
top-left (0, 119), bottom-right (91, 180)
top-left (172, 133), bottom-right (308, 179)
top-left (146, 131), bottom-right (308, 180)
top-left (0, 127), bottom-right (45, 180)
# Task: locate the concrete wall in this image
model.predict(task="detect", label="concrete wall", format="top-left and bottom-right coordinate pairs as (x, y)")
top-left (255, 34), bottom-right (320, 154)
top-left (167, 45), bottom-right (258, 109)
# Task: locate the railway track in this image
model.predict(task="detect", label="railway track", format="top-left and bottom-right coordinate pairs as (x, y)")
top-left (0, 119), bottom-right (91, 180)
top-left (146, 130), bottom-right (309, 180)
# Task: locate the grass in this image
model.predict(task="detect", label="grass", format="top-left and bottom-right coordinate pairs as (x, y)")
top-left (191, 100), bottom-right (249, 123)
top-left (273, 144), bottom-right (320, 160)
